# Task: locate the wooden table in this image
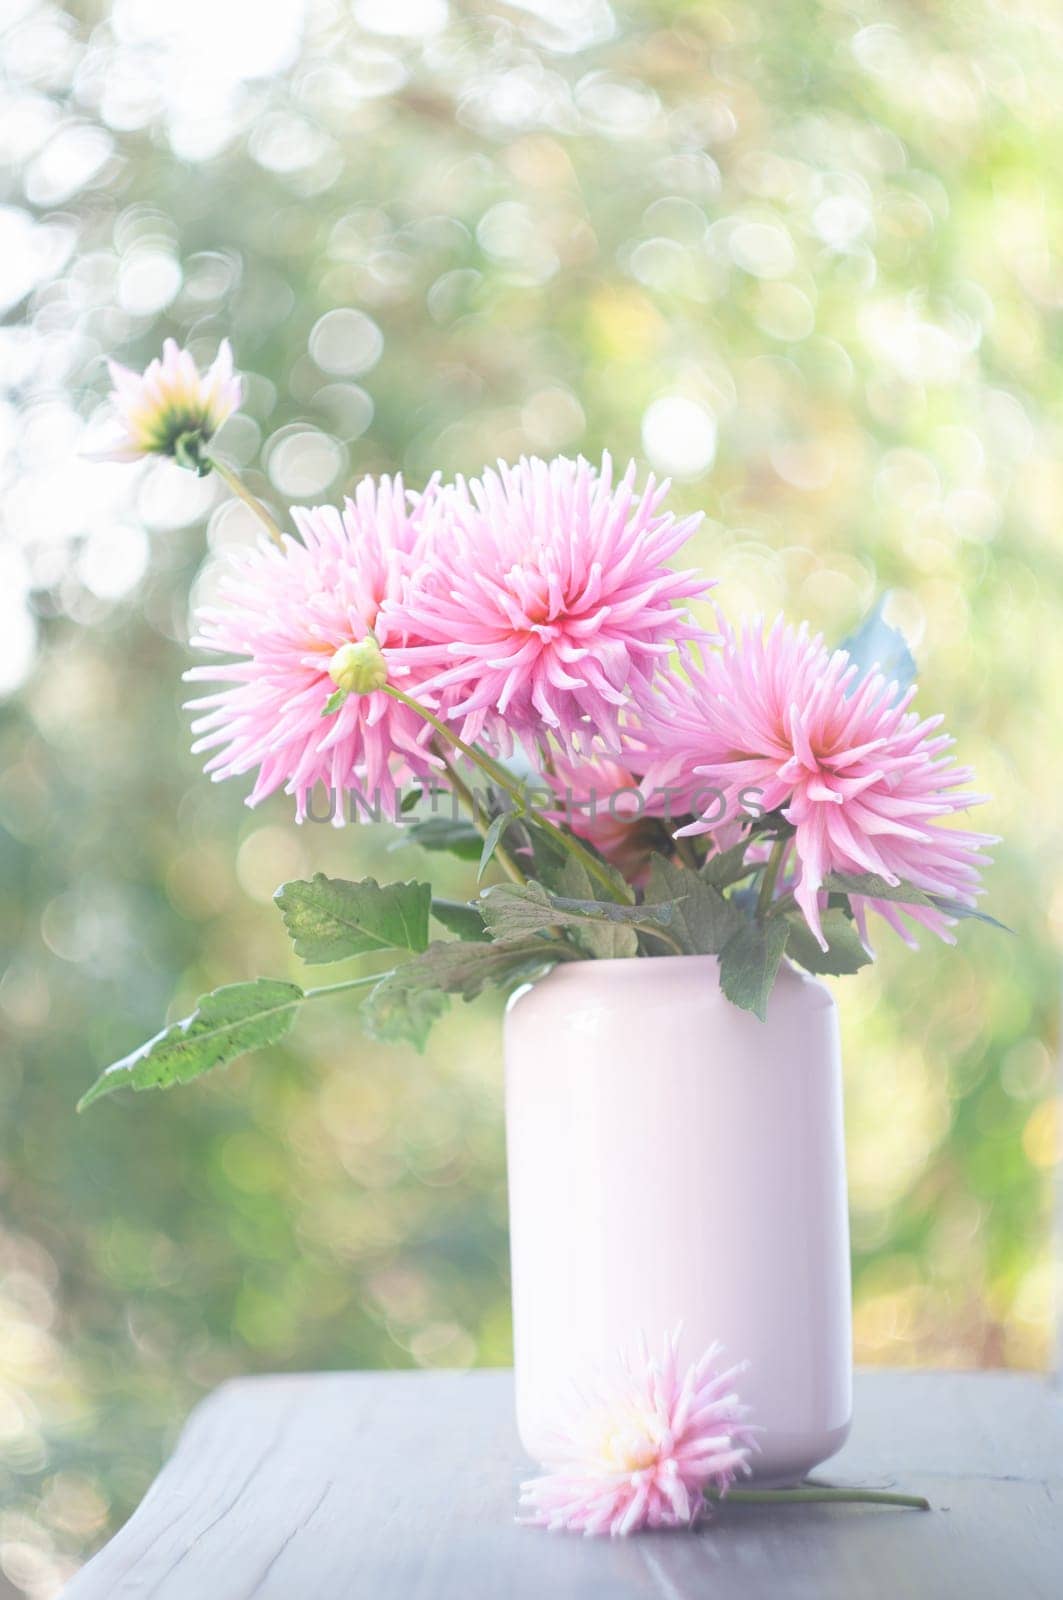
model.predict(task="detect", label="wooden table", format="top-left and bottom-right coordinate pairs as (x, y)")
top-left (64, 1369), bottom-right (1062, 1599)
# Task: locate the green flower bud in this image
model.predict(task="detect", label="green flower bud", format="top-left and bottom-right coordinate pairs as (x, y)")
top-left (327, 637), bottom-right (389, 695)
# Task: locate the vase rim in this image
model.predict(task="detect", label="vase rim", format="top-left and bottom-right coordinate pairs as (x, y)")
top-left (530, 953), bottom-right (832, 1004)
top-left (547, 953), bottom-right (721, 977)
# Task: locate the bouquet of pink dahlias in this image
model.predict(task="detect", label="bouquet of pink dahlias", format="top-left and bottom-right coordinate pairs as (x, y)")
top-left (79, 343), bottom-right (999, 1108)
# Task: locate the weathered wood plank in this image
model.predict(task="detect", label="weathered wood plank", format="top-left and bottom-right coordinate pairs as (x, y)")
top-left (62, 1371), bottom-right (1063, 1600)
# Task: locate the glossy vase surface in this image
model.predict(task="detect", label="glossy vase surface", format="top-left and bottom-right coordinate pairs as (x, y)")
top-left (504, 954), bottom-right (852, 1484)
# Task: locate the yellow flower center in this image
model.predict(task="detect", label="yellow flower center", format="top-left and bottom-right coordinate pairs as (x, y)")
top-left (595, 1406), bottom-right (665, 1474)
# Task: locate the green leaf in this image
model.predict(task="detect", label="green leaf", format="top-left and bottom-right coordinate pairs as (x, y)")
top-left (362, 939), bottom-right (569, 1050)
top-left (825, 872), bottom-right (1009, 933)
top-left (700, 839), bottom-right (756, 890)
top-left (431, 898), bottom-right (490, 942)
top-left (824, 871), bottom-right (933, 905)
top-left (320, 687), bottom-right (348, 717)
top-left (401, 815), bottom-right (484, 861)
top-left (274, 874), bottom-right (431, 964)
top-left (838, 594), bottom-right (916, 700)
top-left (524, 826), bottom-right (633, 906)
top-left (718, 918), bottom-right (789, 1021)
top-left (78, 979), bottom-right (304, 1109)
top-left (785, 909), bottom-right (872, 976)
top-left (478, 881), bottom-right (674, 960)
top-left (520, 816), bottom-right (571, 889)
top-left (543, 855), bottom-right (638, 957)
top-left (923, 896), bottom-right (1010, 931)
top-left (361, 977), bottom-right (450, 1052)
top-left (645, 855), bottom-right (744, 954)
top-left (477, 812), bottom-right (509, 882)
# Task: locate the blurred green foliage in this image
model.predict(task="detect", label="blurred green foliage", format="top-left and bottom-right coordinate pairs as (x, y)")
top-left (1, 0), bottom-right (1060, 1589)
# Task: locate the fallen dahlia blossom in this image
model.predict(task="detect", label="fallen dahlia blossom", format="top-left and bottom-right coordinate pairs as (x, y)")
top-left (185, 476), bottom-right (441, 821)
top-left (520, 1332), bottom-right (755, 1537)
top-left (93, 338), bottom-right (242, 470)
top-left (389, 454), bottom-right (712, 753)
top-left (640, 617), bottom-right (994, 949)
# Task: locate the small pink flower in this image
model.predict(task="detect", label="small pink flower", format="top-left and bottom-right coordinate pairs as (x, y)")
top-left (541, 738), bottom-right (673, 885)
top-left (92, 338), bottom-right (242, 469)
top-left (640, 617), bottom-right (994, 949)
top-left (185, 476), bottom-right (441, 821)
top-left (520, 1332), bottom-right (756, 1537)
top-left (390, 454), bottom-right (712, 753)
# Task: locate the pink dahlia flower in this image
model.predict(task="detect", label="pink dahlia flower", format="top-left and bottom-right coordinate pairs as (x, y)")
top-left (640, 617), bottom-right (993, 948)
top-left (520, 1331), bottom-right (755, 1537)
top-left (541, 737), bottom-right (675, 885)
top-left (390, 454), bottom-right (712, 753)
top-left (93, 338), bottom-right (242, 468)
top-left (186, 476), bottom-right (441, 821)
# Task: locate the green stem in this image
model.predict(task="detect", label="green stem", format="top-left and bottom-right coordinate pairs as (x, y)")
top-left (756, 838), bottom-right (787, 918)
top-left (207, 455), bottom-right (287, 548)
top-left (304, 971), bottom-right (394, 1001)
top-left (435, 748), bottom-right (526, 886)
top-left (708, 1486), bottom-right (930, 1511)
top-left (382, 684), bottom-right (633, 904)
top-left (672, 832), bottom-right (700, 872)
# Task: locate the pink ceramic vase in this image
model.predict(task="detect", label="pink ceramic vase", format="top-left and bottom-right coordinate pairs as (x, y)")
top-left (504, 954), bottom-right (852, 1485)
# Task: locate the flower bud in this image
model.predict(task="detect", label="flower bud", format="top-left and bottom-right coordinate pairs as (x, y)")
top-left (328, 637), bottom-right (389, 695)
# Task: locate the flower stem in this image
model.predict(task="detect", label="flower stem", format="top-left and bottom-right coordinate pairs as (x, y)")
top-left (673, 833), bottom-right (701, 872)
top-left (756, 837), bottom-right (787, 917)
top-left (435, 747), bottom-right (526, 886)
top-left (207, 455), bottom-right (287, 548)
top-left (708, 1486), bottom-right (930, 1511)
top-left (382, 684), bottom-right (634, 904)
top-left (304, 971), bottom-right (394, 1001)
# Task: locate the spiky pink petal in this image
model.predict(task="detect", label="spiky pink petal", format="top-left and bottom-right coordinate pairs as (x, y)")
top-left (639, 617), bottom-right (994, 949)
top-left (388, 454), bottom-right (713, 753)
top-left (185, 476), bottom-right (441, 821)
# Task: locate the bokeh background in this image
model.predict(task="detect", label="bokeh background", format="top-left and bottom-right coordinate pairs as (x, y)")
top-left (1, 0), bottom-right (1061, 1590)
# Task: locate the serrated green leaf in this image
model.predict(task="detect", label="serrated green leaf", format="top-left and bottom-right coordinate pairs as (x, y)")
top-left (361, 978), bottom-right (449, 1052)
top-left (274, 874), bottom-right (431, 963)
top-left (478, 881), bottom-right (672, 958)
top-left (525, 826), bottom-right (632, 904)
top-left (78, 979), bottom-right (304, 1109)
top-left (645, 855), bottom-right (745, 954)
top-left (431, 899), bottom-right (490, 942)
top-left (699, 839), bottom-right (756, 889)
top-left (362, 938), bottom-right (569, 1050)
top-left (785, 909), bottom-right (872, 976)
top-left (400, 815), bottom-right (484, 860)
top-left (718, 918), bottom-right (789, 1021)
top-left (560, 846), bottom-right (632, 904)
top-left (541, 855), bottom-right (638, 957)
